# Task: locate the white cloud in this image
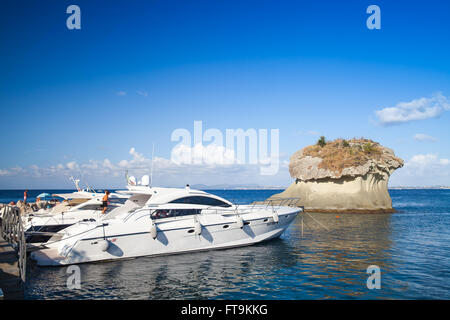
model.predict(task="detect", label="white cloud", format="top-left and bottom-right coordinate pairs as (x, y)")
top-left (406, 154), bottom-right (440, 167)
top-left (102, 159), bottom-right (115, 170)
top-left (117, 90), bottom-right (149, 97)
top-left (413, 133), bottom-right (437, 142)
top-left (81, 160), bottom-right (99, 170)
top-left (66, 161), bottom-right (79, 171)
top-left (390, 153), bottom-right (450, 186)
top-left (0, 147), bottom-right (291, 188)
top-left (136, 90), bottom-right (148, 97)
top-left (375, 93), bottom-right (450, 125)
top-left (0, 167), bottom-right (26, 177)
top-left (118, 160), bottom-right (129, 168)
top-left (404, 153), bottom-right (449, 176)
top-left (129, 147), bottom-right (146, 162)
top-left (171, 143), bottom-right (236, 166)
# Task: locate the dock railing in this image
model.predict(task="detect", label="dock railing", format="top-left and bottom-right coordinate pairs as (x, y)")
top-left (0, 206), bottom-right (27, 282)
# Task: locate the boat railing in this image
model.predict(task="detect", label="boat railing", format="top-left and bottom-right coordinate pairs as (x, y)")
top-left (251, 197), bottom-right (302, 208)
top-left (202, 197), bottom-right (302, 216)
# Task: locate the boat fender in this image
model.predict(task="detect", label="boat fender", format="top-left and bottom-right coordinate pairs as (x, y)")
top-left (272, 212), bottom-right (279, 223)
top-left (150, 222), bottom-right (157, 239)
top-left (236, 215), bottom-right (244, 229)
top-left (99, 239), bottom-right (109, 252)
top-left (194, 220), bottom-right (202, 236)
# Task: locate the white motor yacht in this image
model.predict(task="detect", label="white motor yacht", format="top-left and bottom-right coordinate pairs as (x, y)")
top-left (31, 182), bottom-right (302, 266)
top-left (24, 192), bottom-right (129, 245)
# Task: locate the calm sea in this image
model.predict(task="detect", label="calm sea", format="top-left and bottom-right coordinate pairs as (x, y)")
top-left (3, 189), bottom-right (449, 299)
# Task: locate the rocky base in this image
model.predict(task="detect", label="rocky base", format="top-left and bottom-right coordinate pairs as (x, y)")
top-left (0, 200), bottom-right (65, 216)
top-left (270, 172), bottom-right (397, 213)
top-left (303, 208), bottom-right (397, 214)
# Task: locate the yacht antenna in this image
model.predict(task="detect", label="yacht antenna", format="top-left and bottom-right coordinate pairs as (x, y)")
top-left (85, 182), bottom-right (96, 194)
top-left (70, 176), bottom-right (81, 192)
top-left (150, 143), bottom-right (155, 187)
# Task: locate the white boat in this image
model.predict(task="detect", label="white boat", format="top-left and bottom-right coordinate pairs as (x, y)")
top-left (23, 175), bottom-right (156, 246)
top-left (30, 184), bottom-right (302, 266)
top-left (24, 192), bottom-right (129, 245)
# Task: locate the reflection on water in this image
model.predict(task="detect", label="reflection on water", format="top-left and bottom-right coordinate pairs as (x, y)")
top-left (292, 213), bottom-right (394, 299)
top-left (24, 189), bottom-right (450, 299)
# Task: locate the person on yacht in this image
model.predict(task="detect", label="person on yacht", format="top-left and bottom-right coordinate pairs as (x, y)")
top-left (101, 190), bottom-right (110, 214)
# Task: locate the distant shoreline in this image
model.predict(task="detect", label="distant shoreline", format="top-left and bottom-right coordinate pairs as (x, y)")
top-left (389, 187), bottom-right (450, 190)
top-left (0, 187), bottom-right (288, 191)
top-left (0, 186), bottom-right (449, 191)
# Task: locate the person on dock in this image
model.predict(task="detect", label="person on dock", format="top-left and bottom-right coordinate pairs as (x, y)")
top-left (23, 190), bottom-right (28, 204)
top-left (101, 190), bottom-right (110, 214)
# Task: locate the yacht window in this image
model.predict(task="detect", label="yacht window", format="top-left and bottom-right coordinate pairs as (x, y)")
top-left (151, 209), bottom-right (201, 220)
top-left (171, 209), bottom-right (201, 217)
top-left (169, 196), bottom-right (231, 207)
top-left (151, 209), bottom-right (171, 219)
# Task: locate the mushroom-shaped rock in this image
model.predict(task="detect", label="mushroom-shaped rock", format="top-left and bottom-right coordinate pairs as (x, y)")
top-left (271, 138), bottom-right (403, 213)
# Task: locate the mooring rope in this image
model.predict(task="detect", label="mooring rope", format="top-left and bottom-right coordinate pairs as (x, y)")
top-left (302, 211), bottom-right (330, 231)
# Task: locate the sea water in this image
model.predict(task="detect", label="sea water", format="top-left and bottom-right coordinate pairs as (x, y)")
top-left (2, 189), bottom-right (448, 299)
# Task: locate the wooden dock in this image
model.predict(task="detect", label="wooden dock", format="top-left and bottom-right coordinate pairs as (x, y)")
top-left (0, 235), bottom-right (24, 299)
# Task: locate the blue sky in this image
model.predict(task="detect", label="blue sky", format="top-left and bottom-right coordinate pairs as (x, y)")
top-left (1, 0), bottom-right (450, 188)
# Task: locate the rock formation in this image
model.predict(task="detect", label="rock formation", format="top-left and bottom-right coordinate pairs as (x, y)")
top-left (0, 200), bottom-right (67, 217)
top-left (270, 138), bottom-right (403, 213)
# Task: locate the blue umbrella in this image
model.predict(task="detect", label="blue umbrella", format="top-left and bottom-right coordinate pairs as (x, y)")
top-left (36, 193), bottom-right (51, 200)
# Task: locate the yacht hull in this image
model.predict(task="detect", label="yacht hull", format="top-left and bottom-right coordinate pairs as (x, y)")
top-left (31, 208), bottom-right (299, 266)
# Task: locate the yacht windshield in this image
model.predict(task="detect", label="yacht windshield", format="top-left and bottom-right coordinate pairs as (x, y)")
top-left (169, 196), bottom-right (231, 207)
top-left (105, 199), bottom-right (141, 219)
